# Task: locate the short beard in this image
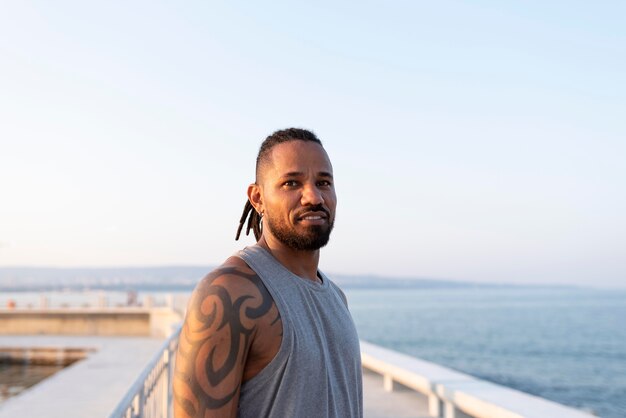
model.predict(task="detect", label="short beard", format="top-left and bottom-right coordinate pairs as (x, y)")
top-left (264, 215), bottom-right (334, 251)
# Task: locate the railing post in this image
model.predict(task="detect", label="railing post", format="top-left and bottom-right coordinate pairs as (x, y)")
top-left (138, 383), bottom-right (146, 415)
top-left (132, 392), bottom-right (142, 418)
top-left (383, 374), bottom-right (396, 392)
top-left (162, 349), bottom-right (170, 418)
top-left (428, 393), bottom-right (442, 417)
top-left (444, 401), bottom-right (456, 418)
top-left (98, 292), bottom-right (108, 308)
top-left (168, 342), bottom-right (176, 418)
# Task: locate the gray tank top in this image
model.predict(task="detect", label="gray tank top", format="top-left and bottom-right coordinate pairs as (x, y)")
top-left (236, 245), bottom-right (363, 418)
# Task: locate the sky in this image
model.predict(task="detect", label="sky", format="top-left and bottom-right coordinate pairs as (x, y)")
top-left (1, 1), bottom-right (625, 287)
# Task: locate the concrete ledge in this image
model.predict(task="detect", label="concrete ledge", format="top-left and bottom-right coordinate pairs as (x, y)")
top-left (0, 346), bottom-right (94, 365)
top-left (0, 310), bottom-right (151, 336)
top-left (0, 308), bottom-right (182, 337)
top-left (360, 341), bottom-right (596, 418)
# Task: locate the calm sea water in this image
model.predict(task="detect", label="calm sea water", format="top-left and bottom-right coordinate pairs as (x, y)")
top-left (344, 287), bottom-right (626, 418)
top-left (0, 363), bottom-right (65, 405)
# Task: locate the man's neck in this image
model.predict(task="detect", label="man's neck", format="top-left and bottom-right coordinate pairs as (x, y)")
top-left (258, 236), bottom-right (321, 282)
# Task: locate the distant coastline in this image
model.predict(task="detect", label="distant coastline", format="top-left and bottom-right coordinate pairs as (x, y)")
top-left (0, 266), bottom-right (578, 292)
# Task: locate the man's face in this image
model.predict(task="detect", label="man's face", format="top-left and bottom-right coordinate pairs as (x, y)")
top-left (257, 140), bottom-right (336, 251)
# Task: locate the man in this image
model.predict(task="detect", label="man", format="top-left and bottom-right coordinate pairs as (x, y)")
top-left (173, 128), bottom-right (363, 418)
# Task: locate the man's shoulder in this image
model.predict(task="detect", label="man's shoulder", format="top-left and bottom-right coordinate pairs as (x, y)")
top-left (191, 256), bottom-right (264, 302)
top-left (324, 274), bottom-right (349, 307)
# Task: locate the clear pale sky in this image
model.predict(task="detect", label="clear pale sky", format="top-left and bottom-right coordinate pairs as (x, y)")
top-left (1, 1), bottom-right (624, 287)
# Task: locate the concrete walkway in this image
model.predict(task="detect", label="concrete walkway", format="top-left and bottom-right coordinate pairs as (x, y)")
top-left (1, 335), bottom-right (431, 417)
top-left (0, 335), bottom-right (164, 418)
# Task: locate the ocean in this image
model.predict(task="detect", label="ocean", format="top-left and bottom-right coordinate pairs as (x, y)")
top-left (0, 363), bottom-right (65, 404)
top-left (1, 286), bottom-right (624, 416)
top-left (344, 286), bottom-right (626, 418)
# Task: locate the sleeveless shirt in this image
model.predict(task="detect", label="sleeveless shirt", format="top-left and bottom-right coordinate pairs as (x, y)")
top-left (236, 245), bottom-right (363, 418)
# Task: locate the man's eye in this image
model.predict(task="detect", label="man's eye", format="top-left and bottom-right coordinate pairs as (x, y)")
top-left (283, 180), bottom-right (298, 187)
top-left (318, 180), bottom-right (332, 187)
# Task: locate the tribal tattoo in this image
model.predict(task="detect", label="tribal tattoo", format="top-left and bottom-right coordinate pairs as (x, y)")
top-left (173, 266), bottom-right (281, 418)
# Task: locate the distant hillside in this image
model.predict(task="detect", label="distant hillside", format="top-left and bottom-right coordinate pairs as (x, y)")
top-left (0, 266), bottom-right (210, 291)
top-left (331, 274), bottom-right (485, 289)
top-left (0, 266), bottom-right (489, 291)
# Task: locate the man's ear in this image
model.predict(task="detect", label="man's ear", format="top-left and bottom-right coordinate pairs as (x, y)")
top-left (247, 183), bottom-right (263, 215)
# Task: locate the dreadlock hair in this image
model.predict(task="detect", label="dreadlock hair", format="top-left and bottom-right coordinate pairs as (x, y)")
top-left (235, 128), bottom-right (323, 241)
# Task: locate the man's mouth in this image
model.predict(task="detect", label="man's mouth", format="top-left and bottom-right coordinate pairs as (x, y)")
top-left (297, 210), bottom-right (329, 222)
top-left (301, 215), bottom-right (324, 220)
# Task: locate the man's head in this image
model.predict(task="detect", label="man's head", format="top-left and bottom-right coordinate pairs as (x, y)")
top-left (255, 128), bottom-right (322, 182)
top-left (236, 128), bottom-right (336, 251)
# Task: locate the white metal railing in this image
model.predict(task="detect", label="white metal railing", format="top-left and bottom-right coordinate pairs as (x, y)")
top-left (109, 326), bottom-right (181, 418)
top-left (109, 334), bottom-right (596, 418)
top-left (360, 341), bottom-right (597, 418)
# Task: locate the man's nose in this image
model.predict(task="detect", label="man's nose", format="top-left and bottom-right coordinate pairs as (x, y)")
top-left (301, 184), bottom-right (324, 206)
